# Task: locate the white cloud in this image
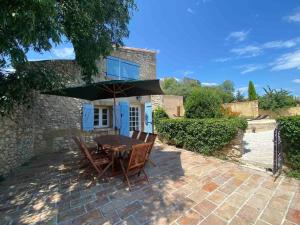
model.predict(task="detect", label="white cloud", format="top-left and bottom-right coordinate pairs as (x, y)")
top-left (52, 47), bottom-right (74, 59)
top-left (213, 57), bottom-right (231, 63)
top-left (187, 8), bottom-right (194, 14)
top-left (239, 64), bottom-right (263, 74)
top-left (183, 70), bottom-right (194, 76)
top-left (227, 30), bottom-right (249, 42)
top-left (202, 82), bottom-right (218, 86)
top-left (287, 10), bottom-right (300, 22)
top-left (230, 45), bottom-right (262, 57)
top-left (263, 38), bottom-right (300, 49)
top-left (293, 79), bottom-right (300, 84)
top-left (271, 50), bottom-right (300, 71)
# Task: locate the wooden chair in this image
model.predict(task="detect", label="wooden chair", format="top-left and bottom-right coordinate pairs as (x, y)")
top-left (131, 130), bottom-right (139, 139)
top-left (138, 132), bottom-right (148, 142)
top-left (79, 139), bottom-right (113, 179)
top-left (145, 133), bottom-right (157, 167)
top-left (119, 143), bottom-right (151, 191)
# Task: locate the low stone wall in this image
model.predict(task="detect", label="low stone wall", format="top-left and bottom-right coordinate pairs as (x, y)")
top-left (223, 100), bottom-right (259, 118)
top-left (152, 95), bottom-right (184, 118)
top-left (259, 106), bottom-right (300, 118)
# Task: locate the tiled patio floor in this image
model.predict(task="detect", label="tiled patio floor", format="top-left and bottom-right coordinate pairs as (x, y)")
top-left (1, 144), bottom-right (300, 225)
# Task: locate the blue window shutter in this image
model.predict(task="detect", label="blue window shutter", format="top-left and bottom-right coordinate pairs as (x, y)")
top-left (145, 102), bottom-right (153, 133)
top-left (106, 57), bottom-right (120, 79)
top-left (82, 103), bottom-right (94, 131)
top-left (120, 61), bottom-right (140, 80)
top-left (119, 101), bottom-right (129, 136)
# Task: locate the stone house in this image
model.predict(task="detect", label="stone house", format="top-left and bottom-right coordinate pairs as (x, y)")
top-left (0, 47), bottom-right (161, 177)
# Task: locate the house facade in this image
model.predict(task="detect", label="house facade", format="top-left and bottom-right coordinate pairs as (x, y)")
top-left (0, 47), bottom-right (157, 177)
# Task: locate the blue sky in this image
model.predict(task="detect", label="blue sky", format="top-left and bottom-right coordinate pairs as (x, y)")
top-left (27, 0), bottom-right (300, 96)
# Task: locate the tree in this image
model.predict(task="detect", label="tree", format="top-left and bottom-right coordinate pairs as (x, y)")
top-left (160, 77), bottom-right (201, 99)
top-left (259, 86), bottom-right (297, 111)
top-left (235, 90), bottom-right (245, 102)
top-left (248, 81), bottom-right (257, 100)
top-left (0, 0), bottom-right (136, 116)
top-left (185, 87), bottom-right (223, 119)
top-left (220, 80), bottom-right (235, 94)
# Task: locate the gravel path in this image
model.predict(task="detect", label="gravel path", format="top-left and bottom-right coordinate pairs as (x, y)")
top-left (241, 130), bottom-right (274, 169)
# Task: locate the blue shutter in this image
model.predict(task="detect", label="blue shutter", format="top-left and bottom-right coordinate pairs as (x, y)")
top-left (82, 103), bottom-right (94, 131)
top-left (119, 101), bottom-right (130, 136)
top-left (145, 102), bottom-right (153, 133)
top-left (120, 61), bottom-right (140, 80)
top-left (106, 57), bottom-right (120, 79)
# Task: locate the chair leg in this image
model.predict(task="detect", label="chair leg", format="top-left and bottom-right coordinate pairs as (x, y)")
top-left (98, 161), bottom-right (113, 179)
top-left (148, 158), bottom-right (156, 167)
top-left (142, 169), bottom-right (150, 184)
top-left (119, 159), bottom-right (132, 191)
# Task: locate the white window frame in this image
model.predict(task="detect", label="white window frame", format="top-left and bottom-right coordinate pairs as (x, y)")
top-left (94, 107), bottom-right (110, 128)
top-left (129, 105), bottom-right (141, 132)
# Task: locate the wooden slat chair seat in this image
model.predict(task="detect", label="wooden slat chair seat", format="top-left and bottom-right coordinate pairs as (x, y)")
top-left (138, 132), bottom-right (148, 142)
top-left (79, 139), bottom-right (113, 178)
top-left (145, 133), bottom-right (158, 167)
top-left (131, 130), bottom-right (139, 139)
top-left (120, 143), bottom-right (151, 191)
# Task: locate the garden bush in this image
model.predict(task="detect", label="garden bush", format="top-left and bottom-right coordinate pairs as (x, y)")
top-left (153, 106), bottom-right (169, 122)
top-left (156, 117), bottom-right (247, 155)
top-left (278, 116), bottom-right (300, 170)
top-left (185, 87), bottom-right (223, 119)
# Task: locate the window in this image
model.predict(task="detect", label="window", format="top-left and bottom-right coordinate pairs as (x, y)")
top-left (106, 56), bottom-right (140, 80)
top-left (94, 107), bottom-right (110, 128)
top-left (129, 106), bottom-right (140, 131)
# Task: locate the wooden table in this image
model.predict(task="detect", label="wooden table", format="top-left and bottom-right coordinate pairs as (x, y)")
top-left (93, 135), bottom-right (144, 175)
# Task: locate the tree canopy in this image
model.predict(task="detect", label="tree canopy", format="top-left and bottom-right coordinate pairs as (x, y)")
top-left (248, 81), bottom-right (258, 100)
top-left (0, 0), bottom-right (136, 116)
top-left (0, 0), bottom-right (136, 83)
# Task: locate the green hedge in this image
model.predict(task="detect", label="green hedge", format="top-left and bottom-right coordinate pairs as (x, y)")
top-left (156, 118), bottom-right (247, 155)
top-left (278, 116), bottom-right (300, 170)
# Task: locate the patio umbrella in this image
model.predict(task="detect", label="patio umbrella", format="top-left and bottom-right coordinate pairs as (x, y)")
top-left (43, 79), bottom-right (164, 129)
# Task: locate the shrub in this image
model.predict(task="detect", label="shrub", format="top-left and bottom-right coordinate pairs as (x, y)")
top-left (185, 88), bottom-right (223, 119)
top-left (259, 87), bottom-right (297, 111)
top-left (221, 107), bottom-right (241, 118)
top-left (278, 116), bottom-right (300, 170)
top-left (156, 117), bottom-right (247, 155)
top-left (153, 107), bottom-right (169, 125)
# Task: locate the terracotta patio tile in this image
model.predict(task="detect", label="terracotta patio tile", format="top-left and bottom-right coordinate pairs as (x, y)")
top-left (237, 204), bottom-right (259, 224)
top-left (226, 193), bottom-right (247, 208)
top-left (283, 220), bottom-right (298, 225)
top-left (193, 199), bottom-right (217, 217)
top-left (247, 193), bottom-right (269, 211)
top-left (200, 214), bottom-right (226, 225)
top-left (57, 206), bottom-right (86, 223)
top-left (177, 210), bottom-right (204, 225)
top-left (207, 190), bottom-right (227, 204)
top-left (85, 196), bottom-right (110, 211)
top-left (72, 208), bottom-right (103, 225)
top-left (187, 190), bottom-right (209, 203)
top-left (202, 181), bottom-right (219, 192)
top-left (229, 216), bottom-right (251, 225)
top-left (260, 206), bottom-right (285, 225)
top-left (286, 208), bottom-right (300, 224)
top-left (256, 220), bottom-right (273, 225)
top-left (215, 202), bottom-right (238, 221)
top-left (115, 216), bottom-right (139, 225)
top-left (117, 201), bottom-right (142, 219)
top-left (219, 184), bottom-right (237, 195)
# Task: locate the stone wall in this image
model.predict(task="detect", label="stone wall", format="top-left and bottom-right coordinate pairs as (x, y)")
top-left (151, 95), bottom-right (185, 118)
top-left (259, 106), bottom-right (300, 118)
top-left (0, 47), bottom-right (157, 177)
top-left (223, 100), bottom-right (259, 118)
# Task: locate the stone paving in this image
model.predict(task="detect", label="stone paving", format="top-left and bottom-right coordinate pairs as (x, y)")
top-left (1, 144), bottom-right (300, 225)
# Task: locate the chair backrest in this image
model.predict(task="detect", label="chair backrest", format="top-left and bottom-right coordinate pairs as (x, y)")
top-left (127, 143), bottom-right (151, 171)
top-left (72, 136), bottom-right (86, 156)
top-left (146, 133), bottom-right (157, 156)
top-left (131, 130), bottom-right (139, 139)
top-left (138, 132), bottom-right (148, 142)
top-left (79, 139), bottom-right (102, 173)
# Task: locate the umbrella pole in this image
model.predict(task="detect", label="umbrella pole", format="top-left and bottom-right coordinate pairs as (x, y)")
top-left (113, 85), bottom-right (117, 133)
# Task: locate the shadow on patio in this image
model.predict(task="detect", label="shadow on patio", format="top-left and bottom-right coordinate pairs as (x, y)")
top-left (0, 144), bottom-right (194, 225)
